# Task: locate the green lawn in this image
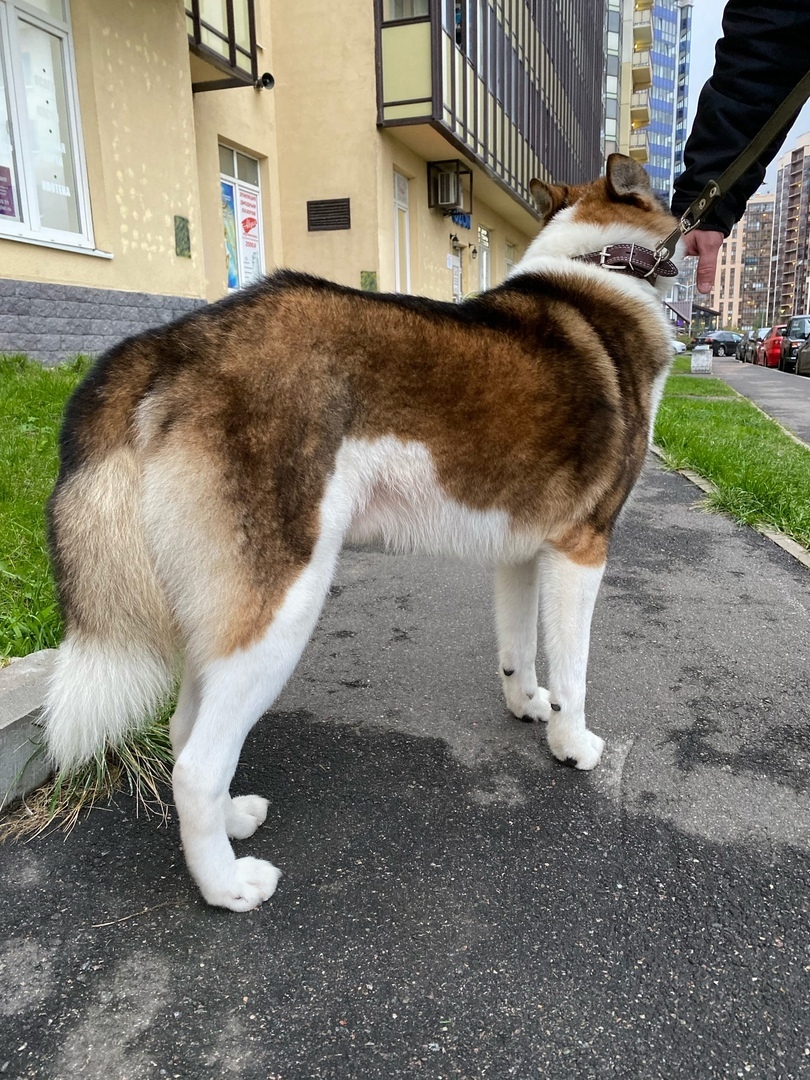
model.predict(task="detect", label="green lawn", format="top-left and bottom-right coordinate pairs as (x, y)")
top-left (655, 361), bottom-right (810, 550)
top-left (0, 355), bottom-right (87, 659)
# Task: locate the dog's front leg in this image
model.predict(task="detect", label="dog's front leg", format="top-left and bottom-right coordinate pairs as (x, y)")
top-left (494, 559), bottom-right (552, 723)
top-left (538, 546), bottom-right (606, 770)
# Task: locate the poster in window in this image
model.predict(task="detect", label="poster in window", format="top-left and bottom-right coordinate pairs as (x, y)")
top-left (0, 166), bottom-right (15, 217)
top-left (237, 186), bottom-right (262, 286)
top-left (221, 180), bottom-right (239, 289)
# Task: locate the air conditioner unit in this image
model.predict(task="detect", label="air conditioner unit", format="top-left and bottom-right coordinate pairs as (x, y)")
top-left (436, 171), bottom-right (460, 209)
top-left (427, 160), bottom-right (473, 214)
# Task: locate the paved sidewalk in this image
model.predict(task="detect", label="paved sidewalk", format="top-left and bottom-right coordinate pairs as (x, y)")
top-left (1, 458), bottom-right (809, 1079)
top-left (711, 355), bottom-right (810, 445)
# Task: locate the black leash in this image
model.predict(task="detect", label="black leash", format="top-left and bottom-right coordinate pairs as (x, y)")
top-left (652, 67), bottom-right (810, 271)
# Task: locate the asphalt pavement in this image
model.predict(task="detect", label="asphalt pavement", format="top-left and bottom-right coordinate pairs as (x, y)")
top-left (712, 354), bottom-right (810, 445)
top-left (1, 378), bottom-right (809, 1078)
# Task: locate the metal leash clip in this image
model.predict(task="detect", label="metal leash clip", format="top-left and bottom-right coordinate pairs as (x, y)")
top-left (650, 180), bottom-right (721, 277)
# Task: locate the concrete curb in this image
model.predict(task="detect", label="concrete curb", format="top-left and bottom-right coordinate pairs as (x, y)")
top-left (0, 649), bottom-right (56, 809)
top-left (650, 445), bottom-right (810, 571)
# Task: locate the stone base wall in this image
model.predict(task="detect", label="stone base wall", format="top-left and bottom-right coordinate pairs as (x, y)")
top-left (0, 279), bottom-right (206, 366)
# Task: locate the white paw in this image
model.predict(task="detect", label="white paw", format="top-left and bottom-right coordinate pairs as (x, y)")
top-left (202, 857), bottom-right (281, 912)
top-left (505, 683), bottom-right (552, 723)
top-left (226, 794), bottom-right (269, 839)
top-left (547, 727), bottom-right (605, 770)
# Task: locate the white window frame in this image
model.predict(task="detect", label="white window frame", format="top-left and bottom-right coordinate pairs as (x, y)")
top-left (219, 144), bottom-right (265, 291)
top-left (477, 225), bottom-right (490, 292)
top-left (0, 0), bottom-right (95, 251)
top-left (393, 170), bottom-right (411, 294)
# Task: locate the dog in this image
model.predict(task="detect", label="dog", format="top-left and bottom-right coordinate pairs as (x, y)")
top-left (43, 154), bottom-right (680, 911)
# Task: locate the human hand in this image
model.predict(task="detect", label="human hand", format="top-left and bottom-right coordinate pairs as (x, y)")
top-left (682, 229), bottom-right (724, 294)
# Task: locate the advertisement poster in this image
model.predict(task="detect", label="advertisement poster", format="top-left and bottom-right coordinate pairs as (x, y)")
top-left (221, 180), bottom-right (239, 289)
top-left (237, 186), bottom-right (262, 286)
top-left (0, 166), bottom-right (15, 218)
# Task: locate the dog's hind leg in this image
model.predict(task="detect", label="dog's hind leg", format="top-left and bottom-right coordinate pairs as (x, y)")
top-left (494, 560), bottom-right (552, 723)
top-left (170, 665), bottom-right (265, 840)
top-left (538, 540), bottom-right (607, 770)
top-left (172, 531), bottom-right (344, 911)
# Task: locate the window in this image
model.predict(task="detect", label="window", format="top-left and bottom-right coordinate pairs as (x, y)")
top-left (393, 171), bottom-right (411, 293)
top-left (0, 0), bottom-right (93, 248)
top-left (477, 225), bottom-right (490, 292)
top-left (505, 241), bottom-right (516, 277)
top-left (219, 144), bottom-right (264, 290)
top-left (383, 0), bottom-right (428, 21)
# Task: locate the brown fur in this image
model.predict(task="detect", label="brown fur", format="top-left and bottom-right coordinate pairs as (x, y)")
top-left (49, 168), bottom-right (675, 661)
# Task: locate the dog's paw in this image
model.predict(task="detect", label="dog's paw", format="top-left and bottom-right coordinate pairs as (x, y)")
top-left (226, 794), bottom-right (269, 839)
top-left (202, 857), bottom-right (281, 912)
top-left (547, 727), bottom-right (605, 770)
top-left (505, 684), bottom-right (552, 724)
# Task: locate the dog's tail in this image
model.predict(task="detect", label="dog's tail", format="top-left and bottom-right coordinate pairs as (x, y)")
top-left (43, 363), bottom-right (179, 772)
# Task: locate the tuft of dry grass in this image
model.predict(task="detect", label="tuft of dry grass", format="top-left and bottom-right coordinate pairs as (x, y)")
top-left (0, 707), bottom-right (175, 841)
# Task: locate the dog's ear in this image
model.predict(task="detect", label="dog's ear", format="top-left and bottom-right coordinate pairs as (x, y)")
top-left (529, 178), bottom-right (571, 223)
top-left (605, 153), bottom-right (652, 202)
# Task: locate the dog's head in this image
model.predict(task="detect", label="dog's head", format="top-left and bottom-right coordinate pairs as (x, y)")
top-left (529, 154), bottom-right (676, 242)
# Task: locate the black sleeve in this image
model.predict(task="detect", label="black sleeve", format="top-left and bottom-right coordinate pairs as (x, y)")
top-left (671, 0), bottom-right (810, 235)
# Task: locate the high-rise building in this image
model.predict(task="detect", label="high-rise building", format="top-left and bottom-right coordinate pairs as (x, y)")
top-left (606, 0), bottom-right (691, 199)
top-left (708, 193), bottom-right (775, 330)
top-left (770, 133), bottom-right (810, 321)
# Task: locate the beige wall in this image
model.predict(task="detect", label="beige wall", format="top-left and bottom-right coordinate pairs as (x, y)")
top-left (1, 0), bottom-right (207, 298)
top-left (1, 0), bottom-right (536, 310)
top-left (191, 26), bottom-right (281, 301)
top-left (267, 0), bottom-right (380, 289)
top-left (378, 132), bottom-right (533, 300)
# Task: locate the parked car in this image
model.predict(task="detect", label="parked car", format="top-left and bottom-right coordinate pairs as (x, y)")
top-left (672, 340), bottom-right (686, 354)
top-left (735, 333), bottom-right (750, 361)
top-left (740, 327), bottom-right (769, 363)
top-left (691, 330), bottom-right (743, 356)
top-left (756, 323), bottom-right (787, 367)
top-left (794, 334), bottom-right (810, 376)
top-left (778, 313), bottom-right (810, 372)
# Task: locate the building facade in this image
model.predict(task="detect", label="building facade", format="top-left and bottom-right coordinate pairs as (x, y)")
top-left (0, 0), bottom-right (605, 365)
top-left (646, 0), bottom-right (691, 200)
top-left (770, 132), bottom-right (810, 322)
top-left (705, 194), bottom-right (774, 332)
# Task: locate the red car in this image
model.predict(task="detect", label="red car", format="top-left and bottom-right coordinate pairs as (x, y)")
top-left (756, 323), bottom-right (787, 367)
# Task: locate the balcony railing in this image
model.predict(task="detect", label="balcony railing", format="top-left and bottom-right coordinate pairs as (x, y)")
top-left (629, 129), bottom-right (649, 164)
top-left (631, 49), bottom-right (652, 91)
top-left (632, 9), bottom-right (653, 49)
top-left (630, 89), bottom-right (650, 128)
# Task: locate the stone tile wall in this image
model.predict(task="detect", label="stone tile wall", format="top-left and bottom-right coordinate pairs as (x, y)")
top-left (0, 279), bottom-right (206, 366)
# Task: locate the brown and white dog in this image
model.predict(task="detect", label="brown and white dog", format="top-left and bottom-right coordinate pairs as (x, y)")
top-left (43, 155), bottom-right (680, 911)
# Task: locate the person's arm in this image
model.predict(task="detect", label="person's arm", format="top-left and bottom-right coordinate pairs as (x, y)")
top-left (672, 0), bottom-right (810, 289)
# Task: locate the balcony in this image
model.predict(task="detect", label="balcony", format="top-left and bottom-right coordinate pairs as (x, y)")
top-left (629, 129), bottom-right (649, 164)
top-left (632, 9), bottom-right (653, 50)
top-left (186, 0), bottom-right (258, 91)
top-left (630, 89), bottom-right (650, 128)
top-left (634, 0), bottom-right (653, 9)
top-left (631, 49), bottom-right (652, 91)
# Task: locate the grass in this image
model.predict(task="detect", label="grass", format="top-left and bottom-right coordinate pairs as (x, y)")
top-left (655, 359), bottom-right (810, 550)
top-left (0, 354), bottom-right (88, 659)
top-left (0, 353), bottom-right (175, 837)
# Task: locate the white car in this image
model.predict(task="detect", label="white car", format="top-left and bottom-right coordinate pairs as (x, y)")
top-left (671, 340), bottom-right (686, 353)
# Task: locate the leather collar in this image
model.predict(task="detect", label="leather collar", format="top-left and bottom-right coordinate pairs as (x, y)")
top-left (572, 243), bottom-right (679, 286)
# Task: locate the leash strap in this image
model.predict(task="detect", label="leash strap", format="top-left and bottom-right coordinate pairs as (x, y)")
top-left (653, 67), bottom-right (810, 268)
